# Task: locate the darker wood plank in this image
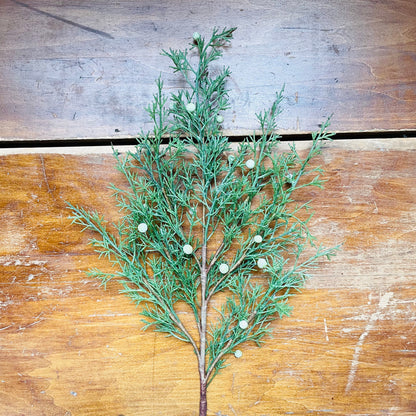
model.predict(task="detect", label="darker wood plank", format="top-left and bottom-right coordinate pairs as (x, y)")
top-left (0, 139), bottom-right (415, 415)
top-left (1, 0), bottom-right (415, 141)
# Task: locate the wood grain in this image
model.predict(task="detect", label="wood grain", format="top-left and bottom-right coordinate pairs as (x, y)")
top-left (1, 0), bottom-right (416, 141)
top-left (0, 138), bottom-right (415, 415)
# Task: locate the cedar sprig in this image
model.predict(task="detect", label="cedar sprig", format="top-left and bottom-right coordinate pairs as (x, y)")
top-left (68, 27), bottom-right (338, 416)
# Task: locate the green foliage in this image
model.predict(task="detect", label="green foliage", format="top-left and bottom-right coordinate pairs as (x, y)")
top-left (68, 27), bottom-right (337, 412)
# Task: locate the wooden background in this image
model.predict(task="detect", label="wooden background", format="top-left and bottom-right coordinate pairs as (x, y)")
top-left (1, 1), bottom-right (416, 415)
top-left (1, 0), bottom-right (416, 141)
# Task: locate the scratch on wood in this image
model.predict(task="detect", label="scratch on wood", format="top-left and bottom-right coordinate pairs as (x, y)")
top-left (345, 292), bottom-right (394, 393)
top-left (1, 257), bottom-right (47, 267)
top-left (323, 318), bottom-right (329, 342)
top-left (39, 155), bottom-right (53, 195)
top-left (17, 318), bottom-right (44, 331)
top-left (0, 325), bottom-right (13, 331)
top-left (17, 312), bottom-right (45, 332)
top-left (228, 404), bottom-right (238, 416)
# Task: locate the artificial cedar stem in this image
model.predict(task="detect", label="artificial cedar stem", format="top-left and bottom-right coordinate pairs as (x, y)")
top-left (68, 28), bottom-right (336, 415)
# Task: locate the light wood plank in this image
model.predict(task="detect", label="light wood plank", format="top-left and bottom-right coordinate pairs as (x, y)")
top-left (0, 138), bottom-right (415, 415)
top-left (1, 0), bottom-right (415, 141)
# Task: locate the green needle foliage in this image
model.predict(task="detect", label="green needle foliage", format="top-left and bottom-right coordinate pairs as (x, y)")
top-left (68, 27), bottom-right (338, 416)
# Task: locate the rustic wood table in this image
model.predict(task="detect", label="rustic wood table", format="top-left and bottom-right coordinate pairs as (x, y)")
top-left (1, 1), bottom-right (415, 415)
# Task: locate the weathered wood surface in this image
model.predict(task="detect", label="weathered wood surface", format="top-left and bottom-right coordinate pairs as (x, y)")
top-left (1, 0), bottom-right (416, 141)
top-left (0, 138), bottom-right (415, 415)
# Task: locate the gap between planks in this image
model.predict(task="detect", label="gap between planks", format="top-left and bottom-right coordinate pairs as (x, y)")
top-left (1, 137), bottom-right (416, 156)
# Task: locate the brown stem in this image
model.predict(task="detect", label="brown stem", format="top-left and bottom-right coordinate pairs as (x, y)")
top-left (198, 204), bottom-right (208, 415)
top-left (199, 378), bottom-right (207, 416)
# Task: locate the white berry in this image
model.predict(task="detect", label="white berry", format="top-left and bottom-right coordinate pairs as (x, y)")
top-left (245, 159), bottom-right (255, 169)
top-left (137, 223), bottom-right (148, 233)
top-left (234, 350), bottom-right (243, 358)
top-left (216, 115), bottom-right (224, 123)
top-left (257, 258), bottom-right (267, 269)
top-left (219, 263), bottom-right (229, 274)
top-left (183, 244), bottom-right (193, 255)
top-left (193, 32), bottom-right (200, 41)
top-left (253, 235), bottom-right (263, 244)
top-left (186, 102), bottom-right (196, 112)
top-left (239, 320), bottom-right (248, 329)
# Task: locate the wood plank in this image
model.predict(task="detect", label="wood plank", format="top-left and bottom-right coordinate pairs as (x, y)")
top-left (0, 138), bottom-right (415, 415)
top-left (1, 0), bottom-right (416, 141)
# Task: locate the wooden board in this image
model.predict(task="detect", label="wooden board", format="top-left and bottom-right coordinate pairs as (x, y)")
top-left (0, 138), bottom-right (415, 415)
top-left (1, 0), bottom-right (416, 141)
